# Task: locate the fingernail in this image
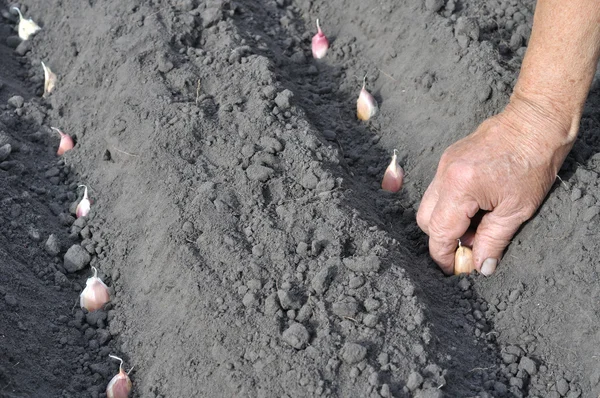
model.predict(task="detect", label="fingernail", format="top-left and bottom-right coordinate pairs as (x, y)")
top-left (480, 258), bottom-right (497, 276)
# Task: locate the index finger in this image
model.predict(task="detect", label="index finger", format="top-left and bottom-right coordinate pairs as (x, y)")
top-left (427, 195), bottom-right (479, 274)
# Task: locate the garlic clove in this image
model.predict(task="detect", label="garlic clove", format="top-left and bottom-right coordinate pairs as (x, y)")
top-left (76, 185), bottom-right (91, 218)
top-left (381, 149), bottom-right (404, 193)
top-left (454, 241), bottom-right (475, 275)
top-left (51, 127), bottom-right (74, 156)
top-left (107, 355), bottom-right (133, 398)
top-left (41, 61), bottom-right (57, 97)
top-left (12, 7), bottom-right (41, 41)
top-left (80, 266), bottom-right (110, 312)
top-left (311, 19), bottom-right (329, 59)
top-left (356, 76), bottom-right (378, 121)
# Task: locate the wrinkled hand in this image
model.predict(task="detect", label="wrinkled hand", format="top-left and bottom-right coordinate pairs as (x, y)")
top-left (417, 98), bottom-right (575, 275)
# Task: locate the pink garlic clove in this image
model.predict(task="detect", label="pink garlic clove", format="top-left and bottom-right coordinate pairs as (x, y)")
top-left (51, 127), bottom-right (74, 156)
top-left (357, 76), bottom-right (378, 121)
top-left (381, 149), bottom-right (404, 193)
top-left (76, 185), bottom-right (91, 218)
top-left (311, 19), bottom-right (329, 59)
top-left (107, 355), bottom-right (133, 398)
top-left (80, 266), bottom-right (110, 312)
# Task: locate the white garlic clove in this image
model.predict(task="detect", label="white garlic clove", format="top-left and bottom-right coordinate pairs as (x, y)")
top-left (51, 127), bottom-right (73, 156)
top-left (76, 185), bottom-right (91, 218)
top-left (381, 150), bottom-right (404, 193)
top-left (454, 241), bottom-right (475, 275)
top-left (12, 7), bottom-right (41, 41)
top-left (107, 355), bottom-right (133, 398)
top-left (41, 62), bottom-right (57, 97)
top-left (80, 266), bottom-right (109, 311)
top-left (311, 19), bottom-right (329, 59)
top-left (357, 77), bottom-right (378, 121)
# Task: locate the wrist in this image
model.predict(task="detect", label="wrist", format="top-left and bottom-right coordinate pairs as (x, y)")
top-left (494, 92), bottom-right (577, 174)
top-left (507, 86), bottom-right (581, 144)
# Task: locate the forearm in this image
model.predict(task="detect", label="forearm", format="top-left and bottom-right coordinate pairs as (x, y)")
top-left (510, 0), bottom-right (600, 141)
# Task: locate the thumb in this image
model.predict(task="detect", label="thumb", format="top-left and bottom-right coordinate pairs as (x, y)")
top-left (472, 211), bottom-right (523, 276)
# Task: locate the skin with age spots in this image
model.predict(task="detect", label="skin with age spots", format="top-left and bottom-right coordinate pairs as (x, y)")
top-left (417, 0), bottom-right (600, 276)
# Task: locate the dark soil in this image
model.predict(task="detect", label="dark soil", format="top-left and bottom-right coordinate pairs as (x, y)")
top-left (0, 0), bottom-right (599, 397)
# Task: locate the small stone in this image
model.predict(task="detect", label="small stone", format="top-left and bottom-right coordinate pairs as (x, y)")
top-left (246, 164), bottom-right (274, 182)
top-left (332, 298), bottom-right (359, 318)
top-left (425, 0), bottom-right (445, 12)
top-left (477, 85), bottom-right (492, 103)
top-left (340, 342), bottom-right (367, 364)
top-left (414, 387), bottom-right (444, 398)
top-left (242, 292), bottom-right (258, 307)
top-left (509, 32), bottom-right (523, 52)
top-left (501, 352), bottom-right (517, 364)
top-left (259, 137), bottom-right (283, 153)
top-left (300, 171), bottom-right (319, 190)
top-left (282, 322), bottom-right (309, 349)
top-left (289, 51), bottom-right (306, 64)
top-left (455, 16), bottom-right (480, 41)
top-left (583, 206), bottom-right (600, 222)
top-left (348, 276), bottom-right (365, 289)
top-left (202, 7), bottom-right (223, 28)
top-left (274, 89), bottom-right (293, 111)
top-left (96, 329), bottom-right (111, 345)
top-left (296, 242), bottom-right (309, 256)
top-left (277, 289), bottom-right (301, 310)
top-left (508, 289), bottom-right (521, 303)
top-left (363, 314), bottom-right (378, 328)
top-left (406, 371), bottom-right (423, 391)
top-left (518, 356), bottom-right (537, 375)
top-left (182, 221), bottom-right (194, 234)
top-left (7, 95), bottom-right (24, 109)
top-left (63, 245), bottom-right (91, 273)
top-left (28, 227), bottom-right (41, 242)
top-left (311, 265), bottom-right (334, 295)
top-left (264, 292), bottom-right (280, 315)
top-left (6, 36), bottom-right (20, 48)
top-left (457, 278), bottom-right (471, 291)
top-left (343, 255), bottom-right (380, 273)
top-left (0, 144), bottom-right (11, 161)
top-left (380, 384), bottom-right (391, 397)
top-left (509, 377), bottom-right (523, 389)
top-left (494, 381), bottom-right (508, 395)
top-left (15, 39), bottom-right (31, 55)
top-left (570, 188), bottom-right (582, 202)
top-left (5, 294), bottom-right (17, 306)
top-left (364, 298), bottom-right (381, 312)
top-left (556, 378), bottom-right (569, 396)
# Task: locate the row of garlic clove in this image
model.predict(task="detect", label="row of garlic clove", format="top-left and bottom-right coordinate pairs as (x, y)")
top-left (310, 19), bottom-right (404, 193)
top-left (313, 19), bottom-right (475, 274)
top-left (77, 193), bottom-right (132, 397)
top-left (10, 8), bottom-right (57, 97)
top-left (311, 20), bottom-right (379, 122)
top-left (10, 6), bottom-right (132, 396)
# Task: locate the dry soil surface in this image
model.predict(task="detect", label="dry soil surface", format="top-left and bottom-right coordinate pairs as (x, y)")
top-left (1, 0), bottom-right (600, 397)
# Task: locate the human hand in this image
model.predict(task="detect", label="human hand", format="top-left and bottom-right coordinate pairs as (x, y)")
top-left (416, 97), bottom-right (575, 275)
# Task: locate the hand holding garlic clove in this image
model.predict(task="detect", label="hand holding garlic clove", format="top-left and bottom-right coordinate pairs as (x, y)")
top-left (454, 240), bottom-right (475, 275)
